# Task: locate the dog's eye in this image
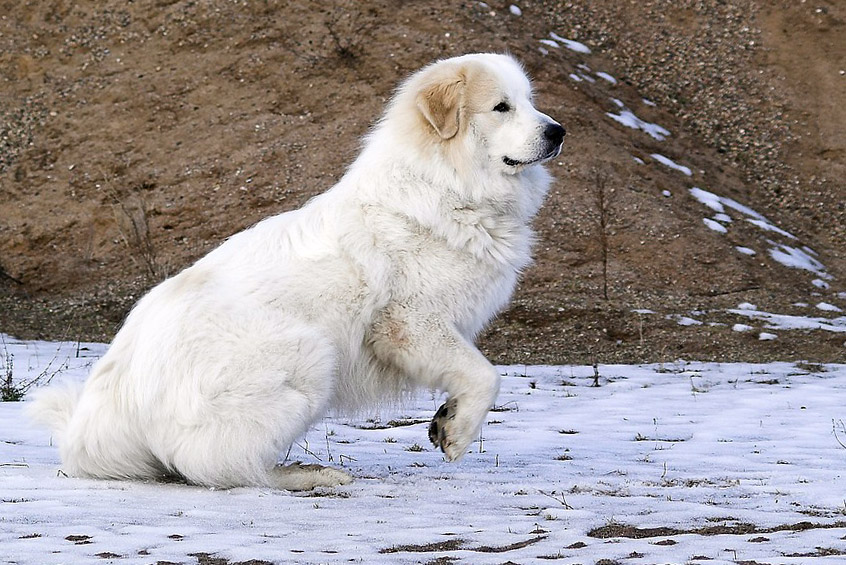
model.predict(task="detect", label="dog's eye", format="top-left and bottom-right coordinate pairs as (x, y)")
top-left (493, 101), bottom-right (511, 113)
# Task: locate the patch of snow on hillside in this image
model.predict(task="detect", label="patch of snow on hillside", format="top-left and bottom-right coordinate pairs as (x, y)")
top-left (702, 218), bottom-right (727, 233)
top-left (667, 314), bottom-right (702, 326)
top-left (817, 302), bottom-right (843, 313)
top-left (549, 32), bottom-right (591, 53)
top-left (687, 188), bottom-right (832, 284)
top-left (689, 188), bottom-right (792, 235)
top-left (719, 195), bottom-right (769, 222)
top-left (723, 200), bottom-right (796, 239)
top-left (595, 71), bottom-right (617, 84)
top-left (606, 101), bottom-right (670, 141)
top-left (689, 187), bottom-right (724, 212)
top-left (747, 218), bottom-right (796, 239)
top-left (651, 153), bottom-right (692, 175)
top-left (728, 307), bottom-right (846, 333)
top-left (768, 242), bottom-right (830, 279)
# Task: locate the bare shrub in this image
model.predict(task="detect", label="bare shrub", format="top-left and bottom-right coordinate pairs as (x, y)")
top-left (100, 172), bottom-right (167, 283)
top-left (589, 167), bottom-right (616, 300)
top-left (1, 337), bottom-right (69, 402)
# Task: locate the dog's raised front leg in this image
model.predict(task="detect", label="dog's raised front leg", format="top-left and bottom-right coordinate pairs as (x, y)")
top-left (371, 310), bottom-right (500, 461)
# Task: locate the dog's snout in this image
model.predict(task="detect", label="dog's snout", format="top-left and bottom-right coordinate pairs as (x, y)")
top-left (544, 122), bottom-right (566, 146)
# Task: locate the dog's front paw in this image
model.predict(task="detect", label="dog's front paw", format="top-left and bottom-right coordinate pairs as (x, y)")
top-left (428, 397), bottom-right (477, 461)
top-left (428, 397), bottom-right (456, 452)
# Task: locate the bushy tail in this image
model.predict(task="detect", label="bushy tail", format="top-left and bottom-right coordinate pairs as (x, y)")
top-left (25, 383), bottom-right (84, 440)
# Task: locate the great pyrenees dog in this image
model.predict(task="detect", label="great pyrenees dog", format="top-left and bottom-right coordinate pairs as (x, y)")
top-left (29, 53), bottom-right (565, 491)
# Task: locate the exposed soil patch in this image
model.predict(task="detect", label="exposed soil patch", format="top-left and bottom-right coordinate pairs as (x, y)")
top-left (380, 539), bottom-right (466, 554)
top-left (588, 520), bottom-right (846, 539)
top-left (190, 553), bottom-right (273, 565)
top-left (380, 535), bottom-right (546, 555)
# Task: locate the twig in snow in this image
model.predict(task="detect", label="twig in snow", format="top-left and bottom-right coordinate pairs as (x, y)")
top-left (832, 419), bottom-right (846, 450)
top-left (538, 490), bottom-right (574, 510)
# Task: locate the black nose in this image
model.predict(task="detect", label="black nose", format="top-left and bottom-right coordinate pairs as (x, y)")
top-left (544, 122), bottom-right (566, 146)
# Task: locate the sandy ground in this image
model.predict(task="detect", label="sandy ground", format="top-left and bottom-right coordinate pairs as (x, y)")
top-left (0, 1), bottom-right (844, 364)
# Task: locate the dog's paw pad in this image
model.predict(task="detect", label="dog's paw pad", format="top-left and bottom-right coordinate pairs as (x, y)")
top-left (428, 397), bottom-right (457, 451)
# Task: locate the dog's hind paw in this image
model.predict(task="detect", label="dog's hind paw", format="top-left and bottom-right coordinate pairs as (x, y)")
top-left (269, 462), bottom-right (353, 491)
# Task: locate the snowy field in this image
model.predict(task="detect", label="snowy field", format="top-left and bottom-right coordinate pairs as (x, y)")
top-left (2, 336), bottom-right (845, 565)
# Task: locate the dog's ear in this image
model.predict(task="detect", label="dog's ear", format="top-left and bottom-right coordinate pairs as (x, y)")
top-left (416, 67), bottom-right (466, 140)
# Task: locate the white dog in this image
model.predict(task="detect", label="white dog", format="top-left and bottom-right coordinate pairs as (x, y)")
top-left (28, 53), bottom-right (565, 490)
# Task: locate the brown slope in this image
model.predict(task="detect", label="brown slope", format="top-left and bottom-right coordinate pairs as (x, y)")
top-left (0, 0), bottom-right (843, 363)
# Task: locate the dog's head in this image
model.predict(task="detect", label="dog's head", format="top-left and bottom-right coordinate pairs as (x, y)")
top-left (410, 53), bottom-right (564, 174)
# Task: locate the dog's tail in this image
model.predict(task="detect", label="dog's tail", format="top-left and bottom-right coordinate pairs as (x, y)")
top-left (25, 382), bottom-right (84, 440)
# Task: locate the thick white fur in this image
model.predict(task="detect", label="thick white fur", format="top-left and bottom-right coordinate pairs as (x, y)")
top-left (27, 53), bottom-right (563, 490)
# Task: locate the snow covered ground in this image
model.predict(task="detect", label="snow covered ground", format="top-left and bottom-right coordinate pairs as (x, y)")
top-left (2, 336), bottom-right (845, 565)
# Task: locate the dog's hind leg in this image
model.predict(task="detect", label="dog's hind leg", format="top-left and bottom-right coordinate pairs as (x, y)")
top-left (161, 385), bottom-right (327, 489)
top-left (59, 391), bottom-right (169, 481)
top-left (153, 321), bottom-right (348, 489)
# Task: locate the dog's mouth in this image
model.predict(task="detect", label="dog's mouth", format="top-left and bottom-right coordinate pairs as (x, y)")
top-left (502, 144), bottom-right (563, 168)
top-left (502, 156), bottom-right (532, 167)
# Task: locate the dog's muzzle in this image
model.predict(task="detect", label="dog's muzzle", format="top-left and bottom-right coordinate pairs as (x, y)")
top-left (502, 121), bottom-right (566, 167)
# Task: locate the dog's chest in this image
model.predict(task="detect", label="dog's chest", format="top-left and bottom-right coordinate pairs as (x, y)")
top-left (378, 206), bottom-right (530, 332)
top-left (448, 206), bottom-right (529, 264)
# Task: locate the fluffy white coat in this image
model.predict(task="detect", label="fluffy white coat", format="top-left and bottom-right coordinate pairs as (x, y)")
top-left (28, 53), bottom-right (564, 490)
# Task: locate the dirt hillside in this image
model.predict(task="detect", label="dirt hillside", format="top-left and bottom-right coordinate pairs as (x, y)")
top-left (1, 0), bottom-right (844, 364)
